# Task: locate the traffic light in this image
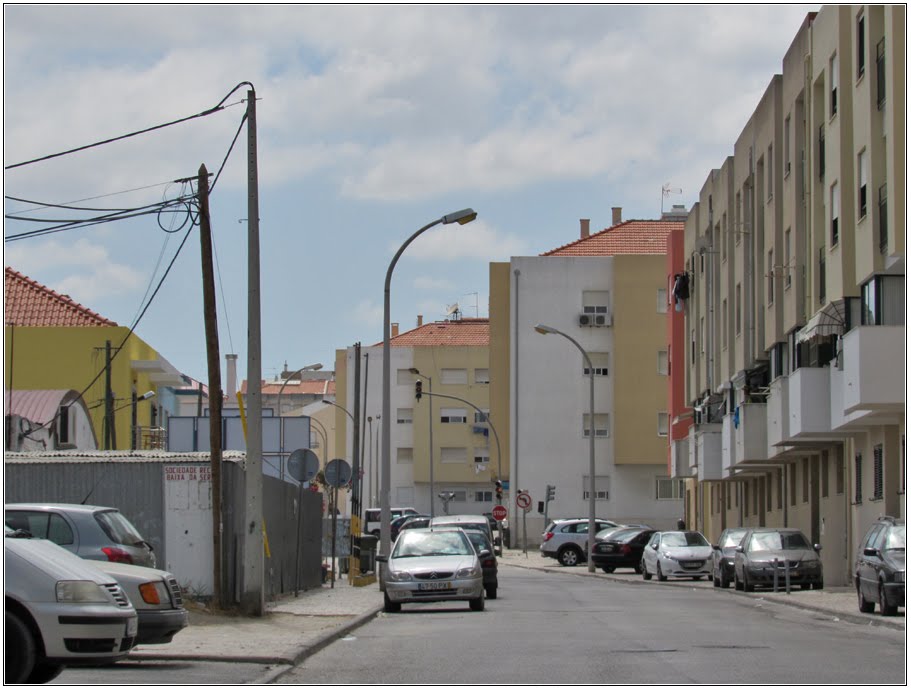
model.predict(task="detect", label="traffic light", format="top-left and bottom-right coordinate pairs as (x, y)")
top-left (415, 380), bottom-right (422, 400)
top-left (495, 480), bottom-right (503, 501)
top-left (546, 485), bottom-right (555, 502)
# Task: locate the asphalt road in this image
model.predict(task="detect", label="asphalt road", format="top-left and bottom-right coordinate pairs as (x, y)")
top-left (279, 563), bottom-right (906, 685)
top-left (50, 658), bottom-right (274, 685)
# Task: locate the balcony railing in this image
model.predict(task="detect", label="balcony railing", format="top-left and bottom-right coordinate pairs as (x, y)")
top-left (134, 426), bottom-right (167, 450)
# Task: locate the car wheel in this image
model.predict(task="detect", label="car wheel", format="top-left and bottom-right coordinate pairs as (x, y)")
top-left (470, 594), bottom-right (485, 612)
top-left (811, 581), bottom-right (823, 591)
top-left (486, 586), bottom-right (497, 600)
top-left (857, 581), bottom-right (875, 613)
top-left (601, 566), bottom-right (615, 574)
top-left (641, 560), bottom-right (652, 581)
top-left (879, 583), bottom-right (898, 616)
top-left (712, 570), bottom-right (720, 587)
top-left (743, 571), bottom-right (754, 592)
top-left (656, 563), bottom-right (667, 582)
top-left (5, 611), bottom-right (36, 684)
top-left (558, 547), bottom-right (581, 567)
top-left (734, 573), bottom-right (743, 591)
top-left (383, 592), bottom-right (401, 613)
top-left (720, 570), bottom-right (731, 589)
top-left (25, 662), bottom-right (64, 684)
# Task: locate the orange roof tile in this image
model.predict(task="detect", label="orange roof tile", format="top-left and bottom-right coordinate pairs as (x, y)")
top-left (380, 318), bottom-right (489, 348)
top-left (4, 267), bottom-right (118, 327)
top-left (543, 220), bottom-right (683, 257)
top-left (243, 379), bottom-right (336, 396)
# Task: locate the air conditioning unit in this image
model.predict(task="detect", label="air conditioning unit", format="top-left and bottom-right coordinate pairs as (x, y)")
top-left (594, 313), bottom-right (612, 327)
top-left (579, 314), bottom-right (592, 326)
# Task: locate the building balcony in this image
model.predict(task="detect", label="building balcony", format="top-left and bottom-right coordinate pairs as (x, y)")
top-left (693, 424), bottom-right (722, 481)
top-left (671, 436), bottom-right (692, 479)
top-left (841, 326), bottom-right (905, 414)
top-left (721, 415), bottom-right (734, 475)
top-left (735, 402), bottom-right (768, 463)
top-left (787, 367), bottom-right (831, 438)
top-left (766, 376), bottom-right (790, 458)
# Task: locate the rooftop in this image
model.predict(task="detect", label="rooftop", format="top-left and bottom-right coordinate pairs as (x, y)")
top-left (542, 220), bottom-right (682, 257)
top-left (380, 318), bottom-right (490, 348)
top-left (5, 267), bottom-right (118, 327)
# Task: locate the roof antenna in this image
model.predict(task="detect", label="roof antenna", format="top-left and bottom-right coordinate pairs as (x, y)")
top-left (662, 183), bottom-right (682, 215)
top-left (80, 473), bottom-right (105, 505)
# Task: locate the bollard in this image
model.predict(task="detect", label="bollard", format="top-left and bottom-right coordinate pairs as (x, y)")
top-left (773, 558), bottom-right (779, 593)
top-left (784, 559), bottom-right (791, 594)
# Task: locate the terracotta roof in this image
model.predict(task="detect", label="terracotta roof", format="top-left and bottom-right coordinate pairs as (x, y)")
top-left (4, 267), bottom-right (118, 327)
top-left (380, 318), bottom-right (489, 348)
top-left (542, 220), bottom-right (682, 257)
top-left (243, 379), bottom-right (337, 396)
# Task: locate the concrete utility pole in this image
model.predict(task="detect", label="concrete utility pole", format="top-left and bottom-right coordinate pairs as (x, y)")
top-left (198, 164), bottom-right (224, 608)
top-left (104, 340), bottom-right (116, 450)
top-left (242, 88), bottom-right (265, 616)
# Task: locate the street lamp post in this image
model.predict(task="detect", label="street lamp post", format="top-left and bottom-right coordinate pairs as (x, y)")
top-left (534, 323), bottom-right (597, 573)
top-left (381, 209), bottom-right (478, 563)
top-left (409, 369), bottom-right (435, 518)
top-left (276, 363), bottom-right (324, 417)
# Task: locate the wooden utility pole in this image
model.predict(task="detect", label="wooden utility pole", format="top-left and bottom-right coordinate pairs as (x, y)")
top-left (198, 164), bottom-right (224, 608)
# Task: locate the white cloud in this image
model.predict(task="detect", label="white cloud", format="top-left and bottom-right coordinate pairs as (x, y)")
top-left (401, 220), bottom-right (529, 262)
top-left (413, 276), bottom-right (455, 292)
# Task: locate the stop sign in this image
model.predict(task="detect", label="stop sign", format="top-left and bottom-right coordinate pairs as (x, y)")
top-left (492, 505), bottom-right (508, 521)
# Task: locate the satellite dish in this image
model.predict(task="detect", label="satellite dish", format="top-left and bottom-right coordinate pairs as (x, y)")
top-left (446, 303), bottom-right (460, 315)
top-left (288, 448), bottom-right (320, 483)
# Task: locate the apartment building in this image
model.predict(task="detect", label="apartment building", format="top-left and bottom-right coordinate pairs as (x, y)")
top-left (678, 6), bottom-right (905, 586)
top-left (334, 317), bottom-right (496, 517)
top-left (490, 214), bottom-right (686, 546)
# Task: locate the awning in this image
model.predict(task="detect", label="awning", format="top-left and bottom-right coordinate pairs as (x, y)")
top-left (797, 299), bottom-right (845, 343)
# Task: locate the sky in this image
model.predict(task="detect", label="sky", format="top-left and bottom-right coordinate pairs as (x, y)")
top-left (3, 4), bottom-right (819, 387)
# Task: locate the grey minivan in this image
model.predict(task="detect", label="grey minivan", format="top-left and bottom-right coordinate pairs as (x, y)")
top-left (5, 503), bottom-right (156, 568)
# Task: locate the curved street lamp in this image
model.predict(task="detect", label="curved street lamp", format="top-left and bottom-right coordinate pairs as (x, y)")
top-left (276, 363), bottom-right (323, 417)
top-left (381, 209), bottom-right (478, 563)
top-left (534, 323), bottom-right (597, 573)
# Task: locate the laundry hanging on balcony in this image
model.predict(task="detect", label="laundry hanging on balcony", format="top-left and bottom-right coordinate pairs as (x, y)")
top-left (672, 273), bottom-right (690, 312)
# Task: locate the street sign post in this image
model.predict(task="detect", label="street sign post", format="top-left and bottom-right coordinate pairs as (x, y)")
top-left (516, 491), bottom-right (531, 555)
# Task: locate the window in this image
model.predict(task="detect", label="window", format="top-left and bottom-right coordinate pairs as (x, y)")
top-left (473, 448), bottom-right (489, 465)
top-left (784, 115), bottom-right (791, 175)
top-left (858, 149), bottom-right (868, 218)
top-left (657, 412), bottom-right (669, 437)
top-left (475, 490), bottom-right (493, 502)
top-left (802, 458), bottom-right (809, 503)
top-left (830, 53), bottom-right (838, 116)
top-left (442, 489), bottom-right (467, 502)
top-left (735, 284), bottom-right (742, 336)
top-left (857, 12), bottom-right (865, 78)
top-left (830, 182), bottom-right (840, 245)
top-left (396, 369), bottom-right (415, 385)
top-left (582, 290), bottom-right (610, 315)
top-left (691, 329), bottom-right (696, 364)
top-left (768, 249), bottom-right (775, 303)
top-left (582, 475), bottom-right (610, 501)
top-left (396, 408), bottom-right (413, 424)
top-left (474, 368), bottom-right (490, 384)
top-left (657, 350), bottom-right (669, 376)
top-left (784, 229), bottom-right (792, 288)
top-left (440, 368), bottom-right (468, 385)
top-left (657, 288), bottom-right (668, 314)
top-left (873, 445), bottom-right (884, 500)
top-left (862, 275), bottom-right (906, 326)
top-left (441, 447), bottom-right (467, 464)
top-left (396, 447), bottom-right (413, 463)
top-left (656, 477), bottom-right (684, 500)
top-left (879, 184), bottom-right (888, 253)
top-left (582, 413), bottom-right (609, 438)
top-left (854, 452), bottom-right (863, 504)
top-left (583, 352), bottom-right (609, 377)
top-left (876, 38), bottom-right (886, 109)
top-left (6, 512), bottom-right (74, 545)
top-left (57, 405), bottom-right (71, 445)
top-left (440, 408), bottom-right (467, 424)
top-left (473, 409), bottom-right (489, 424)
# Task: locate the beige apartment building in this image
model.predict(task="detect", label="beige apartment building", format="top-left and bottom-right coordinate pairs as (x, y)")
top-left (679, 6), bottom-right (905, 586)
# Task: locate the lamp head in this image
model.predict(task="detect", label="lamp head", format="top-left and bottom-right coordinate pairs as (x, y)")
top-left (307, 363), bottom-right (323, 371)
top-left (408, 367), bottom-right (420, 375)
top-left (140, 391), bottom-right (156, 400)
top-left (534, 323), bottom-right (557, 335)
top-left (441, 208), bottom-right (477, 225)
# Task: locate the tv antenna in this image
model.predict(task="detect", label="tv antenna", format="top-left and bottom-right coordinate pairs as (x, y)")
top-left (662, 183), bottom-right (682, 214)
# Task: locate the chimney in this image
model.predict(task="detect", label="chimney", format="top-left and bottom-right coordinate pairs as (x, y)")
top-left (225, 354), bottom-right (238, 396)
top-left (612, 207), bottom-right (622, 226)
top-left (417, 314), bottom-right (423, 327)
top-left (391, 322), bottom-right (399, 338)
top-left (580, 218), bottom-right (590, 239)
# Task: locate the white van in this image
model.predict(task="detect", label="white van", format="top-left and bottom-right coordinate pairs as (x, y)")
top-left (363, 507), bottom-right (418, 536)
top-left (5, 529), bottom-right (138, 683)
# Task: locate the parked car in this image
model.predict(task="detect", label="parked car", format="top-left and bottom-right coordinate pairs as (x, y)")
top-left (540, 518), bottom-right (619, 567)
top-left (482, 512), bottom-right (509, 553)
top-left (592, 524), bottom-right (652, 545)
top-left (430, 515), bottom-right (494, 548)
top-left (5, 527), bottom-right (138, 683)
top-left (5, 503), bottom-right (156, 567)
top-left (711, 527), bottom-right (749, 589)
top-left (733, 528), bottom-right (823, 592)
top-left (391, 514), bottom-right (429, 543)
top-left (375, 528), bottom-right (485, 613)
top-left (641, 531), bottom-right (713, 581)
top-left (591, 527), bottom-right (657, 573)
top-left (462, 529), bottom-right (499, 599)
top-left (92, 561), bottom-right (188, 645)
top-left (855, 516), bottom-right (905, 616)
top-left (397, 515), bottom-right (431, 537)
top-left (363, 507), bottom-right (418, 537)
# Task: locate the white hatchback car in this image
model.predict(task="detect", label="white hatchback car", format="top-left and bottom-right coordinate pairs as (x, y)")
top-left (641, 530), bottom-right (714, 581)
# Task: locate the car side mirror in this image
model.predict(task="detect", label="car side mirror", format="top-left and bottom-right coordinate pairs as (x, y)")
top-left (375, 554), bottom-right (388, 563)
top-left (814, 544), bottom-right (822, 552)
top-left (479, 549), bottom-right (492, 558)
top-left (651, 543), bottom-right (659, 550)
top-left (863, 547), bottom-right (878, 557)
top-left (735, 546), bottom-right (745, 553)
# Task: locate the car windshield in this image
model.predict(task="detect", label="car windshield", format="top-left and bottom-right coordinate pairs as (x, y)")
top-left (720, 530), bottom-right (748, 547)
top-left (884, 526), bottom-right (906, 550)
top-left (392, 531), bottom-right (473, 558)
top-left (748, 531), bottom-right (810, 552)
top-left (662, 532), bottom-right (709, 547)
top-left (95, 510), bottom-right (143, 545)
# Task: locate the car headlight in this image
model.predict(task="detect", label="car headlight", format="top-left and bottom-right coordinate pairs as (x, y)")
top-left (456, 566), bottom-right (481, 578)
top-left (387, 570), bottom-right (413, 582)
top-left (660, 553), bottom-right (676, 561)
top-left (139, 581), bottom-right (172, 606)
top-left (56, 581), bottom-right (109, 603)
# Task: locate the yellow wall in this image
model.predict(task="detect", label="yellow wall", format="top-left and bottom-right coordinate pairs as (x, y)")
top-left (4, 325), bottom-right (165, 450)
top-left (488, 262), bottom-right (511, 484)
top-left (613, 255), bottom-right (668, 465)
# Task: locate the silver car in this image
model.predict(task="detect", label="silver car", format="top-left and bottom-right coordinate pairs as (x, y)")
top-left (6, 503), bottom-right (156, 567)
top-left (641, 531), bottom-right (714, 581)
top-left (376, 528), bottom-right (485, 613)
top-left (540, 518), bottom-right (619, 567)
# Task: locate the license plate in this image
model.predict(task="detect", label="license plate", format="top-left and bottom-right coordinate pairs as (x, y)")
top-left (418, 582), bottom-right (452, 591)
top-left (126, 616), bottom-right (138, 637)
